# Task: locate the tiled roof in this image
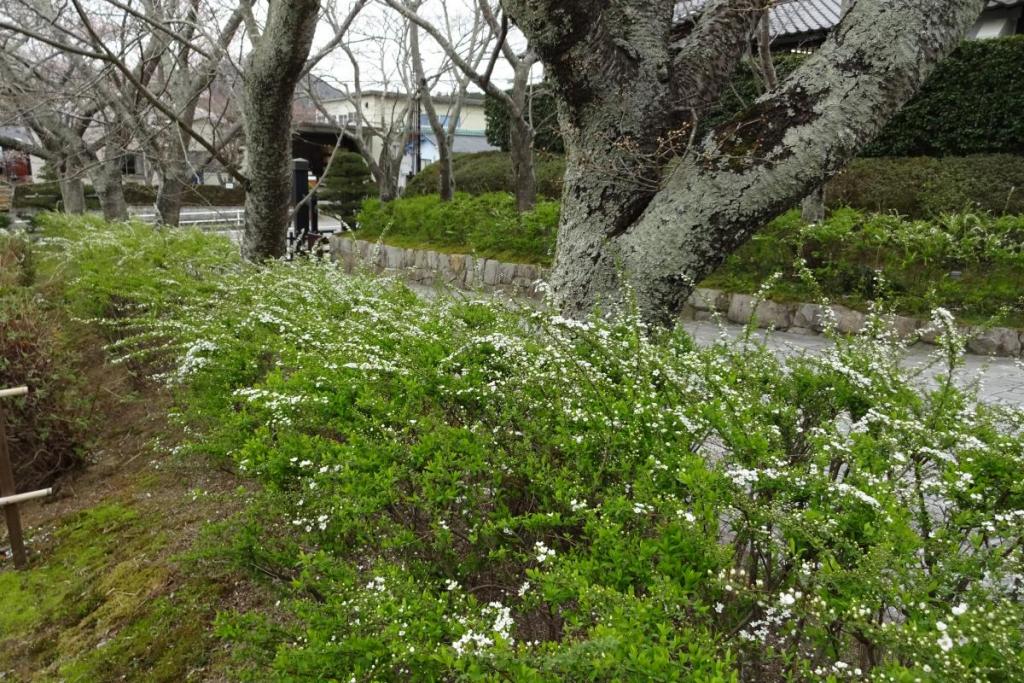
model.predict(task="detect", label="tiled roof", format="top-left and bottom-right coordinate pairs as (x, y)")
top-left (676, 0), bottom-right (1022, 40)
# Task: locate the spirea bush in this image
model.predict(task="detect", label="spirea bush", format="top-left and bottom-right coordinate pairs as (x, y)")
top-left (42, 216), bottom-right (1024, 681)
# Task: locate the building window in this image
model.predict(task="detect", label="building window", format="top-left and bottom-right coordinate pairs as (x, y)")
top-left (121, 154), bottom-right (138, 176)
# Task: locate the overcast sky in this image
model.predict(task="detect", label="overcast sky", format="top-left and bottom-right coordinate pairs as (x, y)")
top-left (308, 0), bottom-right (541, 95)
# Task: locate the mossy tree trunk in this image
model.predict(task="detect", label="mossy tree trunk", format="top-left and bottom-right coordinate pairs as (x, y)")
top-left (504, 0), bottom-right (986, 324)
top-left (241, 0), bottom-right (321, 261)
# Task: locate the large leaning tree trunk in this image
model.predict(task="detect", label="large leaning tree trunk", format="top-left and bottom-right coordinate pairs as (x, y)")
top-left (503, 0), bottom-right (986, 324)
top-left (241, 0), bottom-right (321, 261)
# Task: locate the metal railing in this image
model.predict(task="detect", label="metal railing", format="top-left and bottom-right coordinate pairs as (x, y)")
top-left (130, 208), bottom-right (245, 230)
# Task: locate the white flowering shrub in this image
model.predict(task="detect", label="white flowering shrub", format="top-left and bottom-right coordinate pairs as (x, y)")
top-left (43, 216), bottom-right (1024, 681)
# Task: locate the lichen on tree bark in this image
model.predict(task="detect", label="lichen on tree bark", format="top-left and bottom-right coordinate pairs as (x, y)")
top-left (504, 0), bottom-right (986, 324)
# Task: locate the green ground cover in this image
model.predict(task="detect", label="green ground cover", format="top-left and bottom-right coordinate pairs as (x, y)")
top-left (19, 214), bottom-right (1023, 680)
top-left (355, 196), bottom-right (1024, 326)
top-left (356, 192), bottom-right (560, 265)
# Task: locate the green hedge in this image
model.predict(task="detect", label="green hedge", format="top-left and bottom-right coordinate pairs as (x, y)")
top-left (356, 192), bottom-right (560, 264)
top-left (484, 87), bottom-right (565, 154)
top-left (485, 37), bottom-right (1024, 158)
top-left (13, 182), bottom-right (245, 210)
top-left (829, 155), bottom-right (1024, 216)
top-left (405, 151), bottom-right (1024, 217)
top-left (864, 37), bottom-right (1024, 156)
top-left (403, 151), bottom-right (566, 200)
top-left (357, 193), bottom-right (1024, 324)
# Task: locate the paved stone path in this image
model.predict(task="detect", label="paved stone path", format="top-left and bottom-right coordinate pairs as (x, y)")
top-left (684, 318), bottom-right (1024, 408)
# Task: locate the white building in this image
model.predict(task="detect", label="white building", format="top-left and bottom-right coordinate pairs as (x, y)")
top-left (314, 90), bottom-right (497, 188)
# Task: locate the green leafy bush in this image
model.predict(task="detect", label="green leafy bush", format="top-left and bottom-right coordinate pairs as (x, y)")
top-left (356, 192), bottom-right (560, 264)
top-left (864, 36), bottom-right (1024, 157)
top-left (829, 155), bottom-right (1024, 217)
top-left (404, 152), bottom-right (565, 200)
top-left (704, 208), bottom-right (1024, 325)
top-left (41, 216), bottom-right (1024, 681)
top-left (318, 152), bottom-right (374, 224)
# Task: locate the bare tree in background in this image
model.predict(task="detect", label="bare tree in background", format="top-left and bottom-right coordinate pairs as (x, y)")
top-left (500, 0), bottom-right (986, 323)
top-left (384, 0), bottom-right (540, 211)
top-left (0, 0), bottom-right (249, 221)
top-left (301, 5), bottom-right (418, 203)
top-left (406, 0), bottom-right (490, 201)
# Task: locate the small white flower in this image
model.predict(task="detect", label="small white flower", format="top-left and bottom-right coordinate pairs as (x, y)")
top-left (714, 602), bottom-right (724, 614)
top-left (937, 632), bottom-right (954, 652)
top-left (534, 541), bottom-right (556, 563)
top-left (951, 602), bottom-right (968, 616)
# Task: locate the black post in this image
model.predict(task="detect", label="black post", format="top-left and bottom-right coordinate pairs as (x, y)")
top-left (293, 158), bottom-right (310, 237)
top-left (310, 192), bottom-right (319, 235)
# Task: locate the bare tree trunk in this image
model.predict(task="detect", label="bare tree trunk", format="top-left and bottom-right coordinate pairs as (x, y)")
top-left (92, 156), bottom-right (129, 221)
top-left (58, 174), bottom-right (86, 214)
top-left (57, 160), bottom-right (84, 214)
top-left (438, 152), bottom-right (454, 201)
top-left (156, 160), bottom-right (189, 226)
top-left (801, 187), bottom-right (826, 223)
top-left (509, 113), bottom-right (536, 212)
top-left (508, 61), bottom-right (536, 212)
top-left (241, 0), bottom-right (321, 261)
top-left (506, 0), bottom-right (985, 323)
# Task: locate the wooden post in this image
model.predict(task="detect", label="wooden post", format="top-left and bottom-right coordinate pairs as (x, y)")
top-left (0, 386), bottom-right (28, 569)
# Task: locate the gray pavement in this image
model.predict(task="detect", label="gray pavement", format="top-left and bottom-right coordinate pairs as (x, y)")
top-left (683, 318), bottom-right (1024, 408)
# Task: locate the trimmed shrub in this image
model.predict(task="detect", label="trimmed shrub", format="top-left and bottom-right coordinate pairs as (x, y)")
top-left (404, 152), bottom-right (565, 200)
top-left (864, 36), bottom-right (1024, 157)
top-left (14, 182), bottom-right (245, 211)
top-left (318, 152), bottom-right (374, 224)
top-left (408, 151), bottom-right (1024, 218)
top-left (828, 155), bottom-right (1024, 217)
top-left (356, 192), bottom-right (560, 264)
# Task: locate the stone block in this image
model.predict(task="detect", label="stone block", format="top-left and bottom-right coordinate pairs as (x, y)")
top-left (967, 327), bottom-right (1022, 357)
top-left (793, 304), bottom-right (824, 331)
top-left (689, 288), bottom-right (729, 312)
top-left (727, 295), bottom-right (792, 329)
top-left (831, 305), bottom-right (866, 335)
top-left (384, 245), bottom-right (406, 269)
top-left (482, 259), bottom-right (502, 286)
top-left (892, 315), bottom-right (921, 339)
top-left (497, 262), bottom-right (518, 285)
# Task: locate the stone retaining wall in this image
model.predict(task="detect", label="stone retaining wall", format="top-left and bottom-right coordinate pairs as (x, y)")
top-left (329, 237), bottom-right (1024, 358)
top-left (330, 237), bottom-right (549, 297)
